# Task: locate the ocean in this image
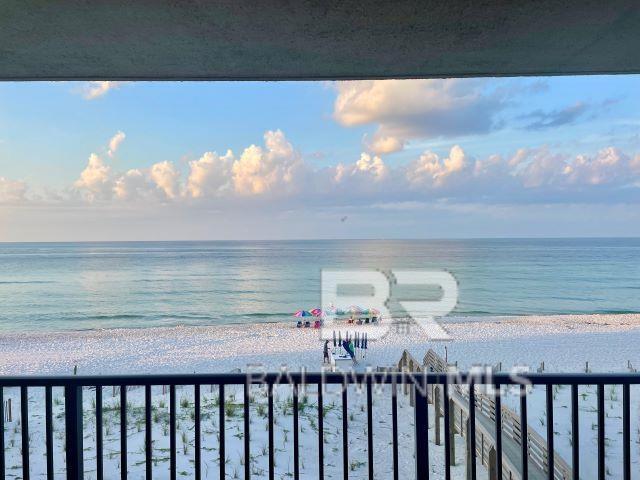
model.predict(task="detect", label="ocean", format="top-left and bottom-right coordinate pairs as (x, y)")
top-left (0, 238), bottom-right (639, 333)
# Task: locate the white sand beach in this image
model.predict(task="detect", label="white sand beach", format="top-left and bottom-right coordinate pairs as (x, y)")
top-left (1, 313), bottom-right (639, 375)
top-left (1, 314), bottom-right (640, 479)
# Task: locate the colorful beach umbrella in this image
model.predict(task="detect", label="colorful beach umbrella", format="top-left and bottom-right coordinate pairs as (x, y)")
top-left (310, 308), bottom-right (323, 317)
top-left (293, 310), bottom-right (312, 317)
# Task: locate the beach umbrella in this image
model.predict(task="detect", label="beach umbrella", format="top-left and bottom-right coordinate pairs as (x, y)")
top-left (310, 308), bottom-right (323, 317)
top-left (293, 310), bottom-right (312, 317)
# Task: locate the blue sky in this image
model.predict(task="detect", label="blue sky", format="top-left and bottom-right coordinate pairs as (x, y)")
top-left (0, 77), bottom-right (639, 241)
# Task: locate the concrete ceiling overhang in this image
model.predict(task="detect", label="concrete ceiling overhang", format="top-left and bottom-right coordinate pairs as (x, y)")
top-left (1, 0), bottom-right (640, 80)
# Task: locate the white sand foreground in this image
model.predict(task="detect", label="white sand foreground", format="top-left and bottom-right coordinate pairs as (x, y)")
top-left (1, 314), bottom-right (640, 479)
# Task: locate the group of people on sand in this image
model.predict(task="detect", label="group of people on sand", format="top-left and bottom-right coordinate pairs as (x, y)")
top-left (296, 319), bottom-right (322, 328)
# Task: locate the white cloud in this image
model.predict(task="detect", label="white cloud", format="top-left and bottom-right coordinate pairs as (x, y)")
top-left (74, 153), bottom-right (112, 201)
top-left (334, 79), bottom-right (503, 151)
top-left (231, 130), bottom-right (304, 196)
top-left (108, 131), bottom-right (126, 157)
top-left (111, 162), bottom-right (181, 201)
top-left (150, 161), bottom-right (181, 199)
top-left (81, 81), bottom-right (128, 100)
top-left (366, 134), bottom-right (404, 154)
top-left (36, 128), bottom-right (640, 208)
top-left (508, 147), bottom-right (569, 188)
top-left (406, 145), bottom-right (468, 188)
top-left (0, 177), bottom-right (27, 203)
top-left (333, 153), bottom-right (388, 185)
top-left (506, 147), bottom-right (640, 191)
top-left (563, 147), bottom-right (626, 186)
top-left (113, 169), bottom-right (153, 201)
top-left (187, 151), bottom-right (233, 198)
top-left (355, 153), bottom-right (387, 180)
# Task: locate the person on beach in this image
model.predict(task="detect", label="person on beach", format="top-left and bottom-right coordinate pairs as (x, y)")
top-left (323, 340), bottom-right (330, 363)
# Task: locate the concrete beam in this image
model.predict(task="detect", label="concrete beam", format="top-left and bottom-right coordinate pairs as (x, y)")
top-left (1, 0), bottom-right (639, 80)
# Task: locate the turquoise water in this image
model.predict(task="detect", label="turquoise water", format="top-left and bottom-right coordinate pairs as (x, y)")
top-left (0, 239), bottom-right (639, 332)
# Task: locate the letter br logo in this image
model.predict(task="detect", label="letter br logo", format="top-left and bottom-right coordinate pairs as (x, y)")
top-left (320, 269), bottom-right (457, 341)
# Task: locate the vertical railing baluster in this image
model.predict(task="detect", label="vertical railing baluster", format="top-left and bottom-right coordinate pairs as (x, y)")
top-left (268, 382), bottom-right (274, 480)
top-left (494, 383), bottom-right (502, 480)
top-left (145, 385), bottom-right (152, 480)
top-left (622, 383), bottom-right (630, 480)
top-left (195, 384), bottom-right (201, 480)
top-left (519, 384), bottom-right (527, 480)
top-left (366, 378), bottom-right (373, 480)
top-left (342, 380), bottom-right (348, 480)
top-left (293, 382), bottom-right (300, 480)
top-left (597, 383), bottom-right (605, 480)
top-left (0, 386), bottom-right (4, 480)
top-left (318, 381), bottom-right (324, 480)
top-left (391, 380), bottom-right (399, 480)
top-left (121, 386), bottom-right (127, 480)
top-left (391, 377), bottom-right (399, 480)
top-left (546, 384), bottom-right (554, 480)
top-left (45, 386), bottom-right (53, 479)
top-left (219, 384), bottom-right (225, 480)
top-left (571, 384), bottom-right (579, 480)
top-left (414, 374), bottom-right (429, 480)
top-left (170, 385), bottom-right (176, 480)
top-left (244, 381), bottom-right (250, 480)
top-left (443, 381), bottom-right (451, 480)
top-left (65, 385), bottom-right (83, 480)
top-left (96, 386), bottom-right (103, 480)
top-left (21, 386), bottom-right (29, 480)
top-left (469, 381), bottom-right (476, 480)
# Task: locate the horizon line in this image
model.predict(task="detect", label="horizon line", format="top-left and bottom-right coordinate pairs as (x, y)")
top-left (1, 235), bottom-right (640, 245)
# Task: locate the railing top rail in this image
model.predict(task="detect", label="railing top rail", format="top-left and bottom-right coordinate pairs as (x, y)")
top-left (1, 371), bottom-right (640, 387)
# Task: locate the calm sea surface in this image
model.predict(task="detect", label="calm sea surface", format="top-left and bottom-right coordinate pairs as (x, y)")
top-left (0, 239), bottom-right (639, 333)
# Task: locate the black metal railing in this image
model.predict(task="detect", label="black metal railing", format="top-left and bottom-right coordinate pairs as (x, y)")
top-left (0, 371), bottom-right (638, 480)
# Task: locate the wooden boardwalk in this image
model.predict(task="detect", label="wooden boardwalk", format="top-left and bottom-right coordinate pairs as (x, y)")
top-left (447, 383), bottom-right (547, 480)
top-left (398, 350), bottom-right (571, 480)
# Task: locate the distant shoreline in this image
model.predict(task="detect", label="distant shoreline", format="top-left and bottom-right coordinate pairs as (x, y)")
top-left (1, 311), bottom-right (639, 335)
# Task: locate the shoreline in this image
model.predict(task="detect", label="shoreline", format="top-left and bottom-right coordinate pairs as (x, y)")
top-left (2, 311), bottom-right (640, 335)
top-left (1, 313), bottom-right (640, 375)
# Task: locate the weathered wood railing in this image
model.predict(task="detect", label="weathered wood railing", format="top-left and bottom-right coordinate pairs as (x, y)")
top-left (399, 349), bottom-right (573, 480)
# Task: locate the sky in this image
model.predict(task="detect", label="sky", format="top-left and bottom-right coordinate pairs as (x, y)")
top-left (0, 77), bottom-right (639, 241)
